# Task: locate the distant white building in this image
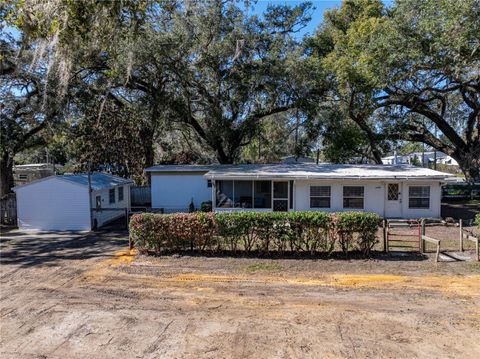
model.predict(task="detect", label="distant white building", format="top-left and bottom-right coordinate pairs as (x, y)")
top-left (13, 173), bottom-right (132, 231)
top-left (13, 163), bottom-right (56, 186)
top-left (146, 163), bottom-right (455, 219)
top-left (382, 152), bottom-right (458, 166)
top-left (280, 156), bottom-right (316, 164)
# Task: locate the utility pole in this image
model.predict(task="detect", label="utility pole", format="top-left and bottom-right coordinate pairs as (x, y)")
top-left (433, 124), bottom-right (437, 170)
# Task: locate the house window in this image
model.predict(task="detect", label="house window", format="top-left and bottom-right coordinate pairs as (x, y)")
top-left (387, 184), bottom-right (399, 200)
top-left (409, 186), bottom-right (430, 208)
top-left (96, 196), bottom-right (102, 209)
top-left (109, 188), bottom-right (115, 204)
top-left (207, 179), bottom-right (212, 188)
top-left (343, 186), bottom-right (364, 209)
top-left (18, 174), bottom-right (28, 180)
top-left (215, 180), bottom-right (272, 209)
top-left (118, 186), bottom-right (124, 201)
top-left (310, 186), bottom-right (331, 208)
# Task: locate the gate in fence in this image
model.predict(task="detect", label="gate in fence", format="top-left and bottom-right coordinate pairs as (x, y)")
top-left (384, 219), bottom-right (421, 252)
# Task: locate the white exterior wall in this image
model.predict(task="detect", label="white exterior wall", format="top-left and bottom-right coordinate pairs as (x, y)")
top-left (295, 180), bottom-right (384, 215)
top-left (15, 177), bottom-right (91, 231)
top-left (151, 173), bottom-right (211, 212)
top-left (400, 181), bottom-right (442, 219)
top-left (91, 184), bottom-right (131, 228)
top-left (294, 179), bottom-right (442, 218)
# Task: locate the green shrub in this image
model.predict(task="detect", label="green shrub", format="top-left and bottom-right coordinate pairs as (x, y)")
top-left (200, 201), bottom-right (212, 212)
top-left (475, 213), bottom-right (480, 230)
top-left (335, 212), bottom-right (380, 255)
top-left (129, 211), bottom-right (381, 256)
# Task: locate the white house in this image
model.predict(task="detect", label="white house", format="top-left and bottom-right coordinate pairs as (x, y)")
top-left (146, 163), bottom-right (455, 219)
top-left (382, 151), bottom-right (459, 166)
top-left (13, 173), bottom-right (132, 231)
top-left (146, 165), bottom-right (214, 212)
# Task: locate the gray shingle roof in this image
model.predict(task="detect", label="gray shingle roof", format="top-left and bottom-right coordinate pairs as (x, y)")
top-left (202, 163), bottom-right (454, 180)
top-left (145, 165), bottom-right (215, 172)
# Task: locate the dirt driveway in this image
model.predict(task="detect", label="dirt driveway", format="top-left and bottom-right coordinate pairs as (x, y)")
top-left (1, 230), bottom-right (479, 359)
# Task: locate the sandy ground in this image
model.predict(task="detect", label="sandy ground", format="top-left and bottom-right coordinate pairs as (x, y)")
top-left (1, 229), bottom-right (480, 359)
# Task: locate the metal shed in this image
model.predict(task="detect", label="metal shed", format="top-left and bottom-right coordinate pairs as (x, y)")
top-left (13, 173), bottom-right (132, 231)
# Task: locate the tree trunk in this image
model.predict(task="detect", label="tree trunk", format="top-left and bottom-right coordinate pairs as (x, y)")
top-left (451, 145), bottom-right (480, 182)
top-left (141, 129), bottom-right (155, 185)
top-left (0, 152), bottom-right (14, 197)
top-left (216, 149), bottom-right (235, 164)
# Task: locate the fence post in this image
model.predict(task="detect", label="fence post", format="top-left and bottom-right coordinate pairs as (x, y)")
top-left (459, 219), bottom-right (463, 252)
top-left (420, 219), bottom-right (425, 253)
top-left (383, 219), bottom-right (387, 253)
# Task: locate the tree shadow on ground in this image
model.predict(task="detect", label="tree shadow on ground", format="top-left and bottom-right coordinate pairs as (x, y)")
top-left (139, 249), bottom-right (429, 262)
top-left (1, 229), bottom-right (128, 268)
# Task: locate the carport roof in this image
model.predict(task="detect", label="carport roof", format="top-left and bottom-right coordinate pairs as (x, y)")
top-left (13, 173), bottom-right (133, 191)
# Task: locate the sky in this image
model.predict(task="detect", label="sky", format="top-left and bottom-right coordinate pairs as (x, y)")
top-left (4, 1), bottom-right (395, 41)
top-left (249, 0), bottom-right (343, 37)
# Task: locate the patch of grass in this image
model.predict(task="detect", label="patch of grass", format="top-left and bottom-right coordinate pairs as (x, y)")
top-left (245, 262), bottom-right (283, 273)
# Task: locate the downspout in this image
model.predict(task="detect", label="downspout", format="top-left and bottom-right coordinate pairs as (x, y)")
top-left (87, 166), bottom-right (93, 230)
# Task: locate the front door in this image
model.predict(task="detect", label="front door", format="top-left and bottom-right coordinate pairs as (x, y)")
top-left (385, 183), bottom-right (402, 217)
top-left (273, 181), bottom-right (289, 212)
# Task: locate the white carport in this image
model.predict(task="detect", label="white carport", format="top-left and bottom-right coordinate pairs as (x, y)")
top-left (13, 173), bottom-right (132, 231)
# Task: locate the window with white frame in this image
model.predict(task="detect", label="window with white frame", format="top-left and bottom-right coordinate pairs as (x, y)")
top-left (343, 186), bottom-right (364, 209)
top-left (409, 186), bottom-right (430, 208)
top-left (109, 188), bottom-right (115, 204)
top-left (118, 186), bottom-right (124, 201)
top-left (310, 186), bottom-right (331, 208)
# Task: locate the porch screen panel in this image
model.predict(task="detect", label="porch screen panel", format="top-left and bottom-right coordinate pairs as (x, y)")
top-left (289, 180), bottom-right (294, 209)
top-left (216, 180), bottom-right (234, 208)
top-left (234, 181), bottom-right (253, 208)
top-left (254, 181), bottom-right (271, 208)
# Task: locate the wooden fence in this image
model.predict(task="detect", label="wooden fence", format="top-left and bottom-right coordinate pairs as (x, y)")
top-left (383, 219), bottom-right (421, 252)
top-left (420, 219), bottom-right (479, 262)
top-left (459, 219), bottom-right (480, 261)
top-left (130, 186), bottom-right (151, 207)
top-left (0, 193), bottom-right (17, 226)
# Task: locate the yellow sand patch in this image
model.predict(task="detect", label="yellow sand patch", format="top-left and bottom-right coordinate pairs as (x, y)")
top-left (172, 273), bottom-right (480, 297)
top-left (107, 248), bottom-right (137, 267)
top-left (82, 248), bottom-right (137, 281)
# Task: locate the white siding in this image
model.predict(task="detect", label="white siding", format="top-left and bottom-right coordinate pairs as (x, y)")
top-left (294, 179), bottom-right (441, 219)
top-left (295, 180), bottom-right (384, 215)
top-left (15, 177), bottom-right (90, 231)
top-left (91, 184), bottom-right (131, 228)
top-left (151, 173), bottom-right (211, 212)
top-left (401, 181), bottom-right (442, 219)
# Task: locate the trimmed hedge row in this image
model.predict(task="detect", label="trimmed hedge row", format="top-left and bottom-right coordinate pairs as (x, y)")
top-left (129, 211), bottom-right (381, 256)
